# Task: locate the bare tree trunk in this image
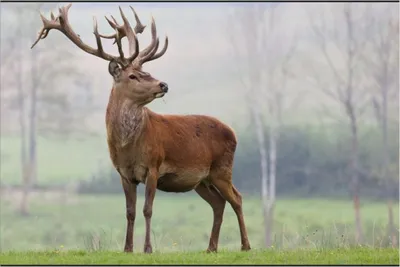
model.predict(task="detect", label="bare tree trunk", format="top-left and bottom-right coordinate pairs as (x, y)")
top-left (19, 165), bottom-right (31, 216)
top-left (250, 105), bottom-right (270, 247)
top-left (20, 41), bottom-right (39, 216)
top-left (18, 88), bottom-right (29, 215)
top-left (349, 110), bottom-right (363, 244)
top-left (345, 5), bottom-right (363, 245)
top-left (16, 18), bottom-right (29, 216)
top-left (380, 83), bottom-right (396, 248)
top-left (29, 47), bottom-right (38, 186)
top-left (251, 99), bottom-right (278, 247)
top-left (265, 122), bottom-right (277, 247)
top-left (370, 36), bottom-right (397, 247)
top-left (227, 4), bottom-right (292, 248)
top-left (383, 156), bottom-right (396, 248)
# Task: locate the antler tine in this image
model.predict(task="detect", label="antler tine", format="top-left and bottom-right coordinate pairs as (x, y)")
top-left (98, 16), bottom-right (121, 44)
top-left (118, 6), bottom-right (139, 63)
top-left (146, 36), bottom-right (169, 63)
top-left (115, 31), bottom-right (126, 62)
top-left (130, 6), bottom-right (146, 34)
top-left (104, 16), bottom-right (117, 31)
top-left (97, 15), bottom-right (126, 62)
top-left (145, 17), bottom-right (157, 55)
top-left (134, 17), bottom-right (158, 65)
top-left (31, 10), bottom-right (63, 49)
top-left (110, 15), bottom-right (119, 25)
top-left (118, 7), bottom-right (146, 35)
top-left (126, 32), bottom-right (140, 63)
top-left (93, 16), bottom-right (109, 59)
top-left (57, 3), bottom-right (73, 24)
top-left (119, 7), bottom-right (137, 55)
top-left (119, 6), bottom-right (131, 28)
top-left (139, 37), bottom-right (160, 64)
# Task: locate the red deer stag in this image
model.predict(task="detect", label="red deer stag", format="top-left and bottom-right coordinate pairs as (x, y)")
top-left (32, 4), bottom-right (251, 253)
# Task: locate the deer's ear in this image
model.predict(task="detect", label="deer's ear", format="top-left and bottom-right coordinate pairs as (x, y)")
top-left (108, 60), bottom-right (122, 79)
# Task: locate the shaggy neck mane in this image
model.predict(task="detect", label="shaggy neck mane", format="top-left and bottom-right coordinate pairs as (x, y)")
top-left (106, 88), bottom-right (147, 146)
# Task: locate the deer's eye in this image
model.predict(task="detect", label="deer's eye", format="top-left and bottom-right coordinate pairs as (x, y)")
top-left (129, 74), bottom-right (138, 80)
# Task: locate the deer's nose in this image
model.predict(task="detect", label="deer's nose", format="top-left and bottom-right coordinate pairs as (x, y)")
top-left (159, 82), bottom-right (168, 93)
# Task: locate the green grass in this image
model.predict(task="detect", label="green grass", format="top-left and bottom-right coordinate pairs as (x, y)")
top-left (1, 248), bottom-right (398, 264)
top-left (1, 194), bottom-right (398, 252)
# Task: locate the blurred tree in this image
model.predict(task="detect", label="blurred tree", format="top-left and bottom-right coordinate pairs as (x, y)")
top-left (307, 3), bottom-right (377, 244)
top-left (227, 3), bottom-right (299, 247)
top-left (363, 5), bottom-right (399, 248)
top-left (1, 3), bottom-right (92, 215)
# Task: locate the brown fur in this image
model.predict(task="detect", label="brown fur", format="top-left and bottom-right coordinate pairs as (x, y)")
top-left (107, 93), bottom-right (237, 192)
top-left (105, 64), bottom-right (251, 253)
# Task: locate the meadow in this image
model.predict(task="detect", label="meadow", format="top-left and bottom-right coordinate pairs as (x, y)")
top-left (1, 192), bottom-right (399, 264)
top-left (1, 248), bottom-right (398, 264)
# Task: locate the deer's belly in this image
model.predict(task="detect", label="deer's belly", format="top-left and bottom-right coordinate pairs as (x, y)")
top-left (156, 167), bottom-right (209, 193)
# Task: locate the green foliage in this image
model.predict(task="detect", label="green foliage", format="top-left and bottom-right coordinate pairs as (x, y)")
top-left (232, 124), bottom-right (399, 199)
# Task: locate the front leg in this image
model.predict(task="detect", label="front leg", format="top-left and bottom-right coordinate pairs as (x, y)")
top-left (143, 168), bottom-right (158, 253)
top-left (121, 178), bottom-right (137, 252)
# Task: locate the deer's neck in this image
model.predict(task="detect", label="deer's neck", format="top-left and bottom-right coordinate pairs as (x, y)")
top-left (106, 88), bottom-right (147, 147)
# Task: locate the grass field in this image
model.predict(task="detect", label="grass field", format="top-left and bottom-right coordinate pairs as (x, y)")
top-left (1, 248), bottom-right (398, 264)
top-left (1, 193), bottom-right (398, 253)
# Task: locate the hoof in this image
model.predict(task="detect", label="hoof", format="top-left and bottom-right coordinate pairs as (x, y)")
top-left (241, 245), bottom-right (251, 251)
top-left (206, 248), bottom-right (217, 253)
top-left (144, 245), bottom-right (153, 254)
top-left (124, 247), bottom-right (133, 253)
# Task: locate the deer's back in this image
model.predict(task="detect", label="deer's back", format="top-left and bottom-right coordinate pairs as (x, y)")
top-left (148, 111), bottom-right (237, 168)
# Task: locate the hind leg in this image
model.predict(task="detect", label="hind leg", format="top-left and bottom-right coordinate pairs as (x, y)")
top-left (210, 169), bottom-right (251, 251)
top-left (195, 182), bottom-right (226, 252)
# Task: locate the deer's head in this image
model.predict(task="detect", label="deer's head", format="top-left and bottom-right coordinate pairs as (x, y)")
top-left (31, 4), bottom-right (169, 106)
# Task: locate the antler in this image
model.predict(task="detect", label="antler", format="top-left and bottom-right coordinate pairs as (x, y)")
top-left (100, 7), bottom-right (146, 43)
top-left (31, 4), bottom-right (168, 67)
top-left (99, 6), bottom-right (146, 62)
top-left (133, 17), bottom-right (169, 66)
